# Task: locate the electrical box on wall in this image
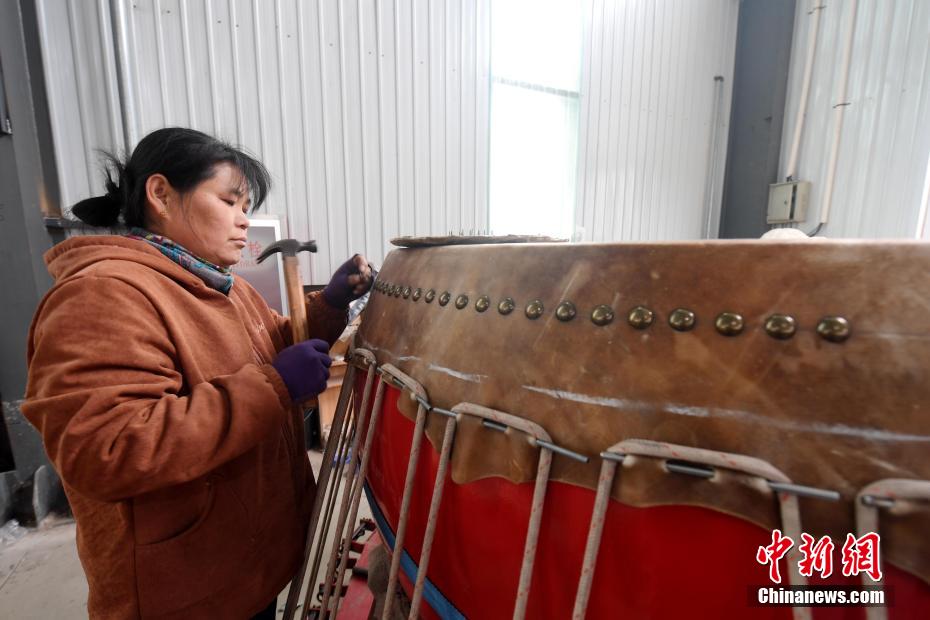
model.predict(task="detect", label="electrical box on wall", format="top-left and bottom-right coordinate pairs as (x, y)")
top-left (767, 181), bottom-right (810, 224)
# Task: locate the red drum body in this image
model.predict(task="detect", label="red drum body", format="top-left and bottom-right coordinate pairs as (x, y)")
top-left (351, 240), bottom-right (930, 619)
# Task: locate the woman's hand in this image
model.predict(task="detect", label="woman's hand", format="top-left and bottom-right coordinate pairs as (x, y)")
top-left (323, 254), bottom-right (375, 309)
top-left (271, 339), bottom-right (332, 402)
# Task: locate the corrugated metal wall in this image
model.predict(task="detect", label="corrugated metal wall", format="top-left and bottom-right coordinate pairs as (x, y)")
top-left (574, 0), bottom-right (740, 241)
top-left (780, 0), bottom-right (930, 239)
top-left (36, 0), bottom-right (491, 283)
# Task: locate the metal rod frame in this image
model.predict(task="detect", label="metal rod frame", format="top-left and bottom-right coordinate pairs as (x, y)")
top-left (380, 364), bottom-right (431, 620)
top-left (572, 439), bottom-right (813, 620)
top-left (449, 403), bottom-right (555, 620)
top-left (320, 361), bottom-right (378, 617)
top-left (408, 415), bottom-right (458, 617)
top-left (304, 390), bottom-right (358, 614)
top-left (284, 362), bottom-right (357, 619)
top-left (328, 377), bottom-right (387, 618)
top-left (855, 478), bottom-right (930, 620)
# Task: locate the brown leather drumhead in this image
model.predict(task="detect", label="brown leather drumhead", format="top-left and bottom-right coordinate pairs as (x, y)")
top-left (358, 240), bottom-right (930, 584)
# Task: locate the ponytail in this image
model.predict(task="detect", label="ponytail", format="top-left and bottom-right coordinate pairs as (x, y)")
top-left (71, 153), bottom-right (128, 227)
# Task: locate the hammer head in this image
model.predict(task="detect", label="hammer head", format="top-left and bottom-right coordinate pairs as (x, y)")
top-left (257, 239), bottom-right (318, 264)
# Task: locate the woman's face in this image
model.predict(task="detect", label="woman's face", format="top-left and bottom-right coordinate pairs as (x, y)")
top-left (153, 163), bottom-right (251, 267)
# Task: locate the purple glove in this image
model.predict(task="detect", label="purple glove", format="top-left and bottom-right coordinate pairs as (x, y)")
top-left (271, 339), bottom-right (332, 402)
top-left (323, 254), bottom-right (375, 309)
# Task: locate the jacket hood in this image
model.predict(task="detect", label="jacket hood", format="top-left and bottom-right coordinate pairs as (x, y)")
top-left (44, 235), bottom-right (202, 288)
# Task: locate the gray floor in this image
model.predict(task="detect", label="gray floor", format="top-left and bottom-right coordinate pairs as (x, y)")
top-left (0, 450), bottom-right (371, 619)
top-left (0, 517), bottom-right (87, 619)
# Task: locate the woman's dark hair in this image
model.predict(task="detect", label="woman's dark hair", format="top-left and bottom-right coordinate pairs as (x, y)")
top-left (71, 127), bottom-right (271, 227)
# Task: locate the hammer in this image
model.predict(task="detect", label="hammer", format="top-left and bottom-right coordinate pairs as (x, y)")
top-left (257, 239), bottom-right (317, 344)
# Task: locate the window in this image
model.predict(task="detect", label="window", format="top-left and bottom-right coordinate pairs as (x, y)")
top-left (488, 0), bottom-right (583, 238)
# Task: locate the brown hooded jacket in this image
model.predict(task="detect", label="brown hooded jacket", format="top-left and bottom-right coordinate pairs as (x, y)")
top-left (23, 235), bottom-right (346, 618)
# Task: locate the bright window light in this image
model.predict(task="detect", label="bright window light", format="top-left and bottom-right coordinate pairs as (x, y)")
top-left (488, 0), bottom-right (583, 239)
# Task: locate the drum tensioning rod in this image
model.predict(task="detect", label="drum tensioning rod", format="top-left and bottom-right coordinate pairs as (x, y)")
top-left (320, 360), bottom-right (378, 618)
top-left (602, 452), bottom-right (841, 501)
top-left (572, 457), bottom-right (619, 619)
top-left (305, 388), bottom-right (358, 615)
top-left (423, 396), bottom-right (589, 463)
top-left (448, 402), bottom-right (556, 620)
top-left (381, 399), bottom-right (430, 619)
top-left (575, 442), bottom-right (814, 620)
top-left (856, 479), bottom-right (930, 620)
top-left (284, 362), bottom-right (357, 619)
top-left (409, 413), bottom-right (458, 617)
top-left (328, 373), bottom-right (387, 619)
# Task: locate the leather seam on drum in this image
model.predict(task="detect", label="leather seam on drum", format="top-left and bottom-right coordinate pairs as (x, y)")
top-left (427, 363), bottom-right (487, 383)
top-left (523, 385), bottom-right (930, 442)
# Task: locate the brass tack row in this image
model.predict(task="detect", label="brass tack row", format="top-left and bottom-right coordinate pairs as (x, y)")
top-left (371, 281), bottom-right (851, 342)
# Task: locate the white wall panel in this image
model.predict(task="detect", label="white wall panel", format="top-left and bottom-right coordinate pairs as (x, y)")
top-left (36, 0), bottom-right (491, 283)
top-left (575, 0), bottom-right (739, 241)
top-left (780, 0), bottom-right (930, 239)
top-left (35, 0), bottom-right (124, 210)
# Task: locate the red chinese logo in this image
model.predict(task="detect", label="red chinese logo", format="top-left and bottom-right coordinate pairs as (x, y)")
top-left (798, 533), bottom-right (835, 579)
top-left (757, 530), bottom-right (882, 584)
top-left (841, 533), bottom-right (883, 582)
top-left (756, 529), bottom-right (794, 584)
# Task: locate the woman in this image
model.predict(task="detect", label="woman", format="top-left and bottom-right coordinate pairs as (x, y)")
top-left (23, 128), bottom-right (373, 619)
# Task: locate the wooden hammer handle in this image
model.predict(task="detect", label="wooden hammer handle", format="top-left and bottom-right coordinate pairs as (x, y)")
top-left (282, 255), bottom-right (309, 343)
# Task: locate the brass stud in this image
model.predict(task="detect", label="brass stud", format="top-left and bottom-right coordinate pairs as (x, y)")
top-left (816, 316), bottom-right (851, 343)
top-left (627, 306), bottom-right (655, 329)
top-left (394, 286), bottom-right (402, 298)
top-left (425, 289), bottom-right (436, 303)
top-left (764, 314), bottom-right (797, 340)
top-left (555, 301), bottom-right (577, 322)
top-left (455, 294), bottom-right (469, 309)
top-left (591, 305), bottom-right (614, 326)
top-left (388, 284), bottom-right (395, 295)
top-left (498, 297), bottom-right (515, 315)
top-left (412, 288), bottom-right (422, 301)
top-left (475, 295), bottom-right (490, 313)
top-left (715, 312), bottom-right (744, 337)
top-left (439, 291), bottom-right (451, 306)
top-left (402, 287), bottom-right (411, 299)
top-left (668, 308), bottom-right (696, 332)
top-left (525, 300), bottom-right (544, 320)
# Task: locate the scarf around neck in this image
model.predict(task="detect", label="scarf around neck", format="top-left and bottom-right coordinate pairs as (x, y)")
top-left (127, 228), bottom-right (234, 294)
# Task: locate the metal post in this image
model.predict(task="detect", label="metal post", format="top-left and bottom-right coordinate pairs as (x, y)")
top-left (409, 416), bottom-right (457, 618)
top-left (320, 363), bottom-right (377, 616)
top-left (513, 447), bottom-right (553, 620)
top-left (571, 459), bottom-right (618, 619)
top-left (381, 402), bottom-right (429, 620)
top-left (329, 377), bottom-right (388, 619)
top-left (283, 363), bottom-right (356, 619)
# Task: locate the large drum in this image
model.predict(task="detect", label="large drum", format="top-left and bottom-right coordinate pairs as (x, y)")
top-left (349, 239), bottom-right (930, 619)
